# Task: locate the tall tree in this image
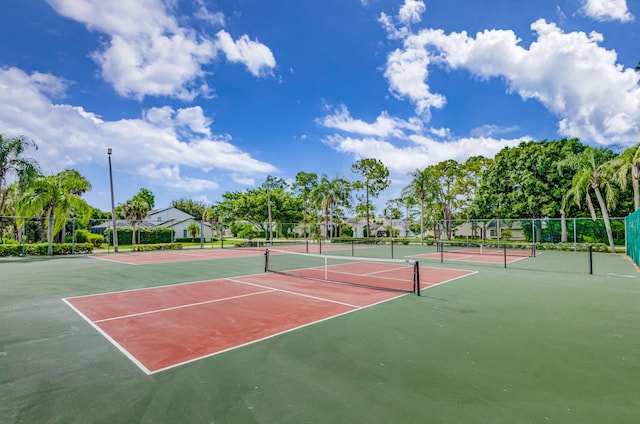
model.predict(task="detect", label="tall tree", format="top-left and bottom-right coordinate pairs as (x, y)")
top-left (171, 198), bottom-right (207, 218)
top-left (293, 172), bottom-right (318, 239)
top-left (351, 158), bottom-right (390, 238)
top-left (134, 188), bottom-right (155, 210)
top-left (214, 182), bottom-right (303, 236)
top-left (433, 160), bottom-right (464, 239)
top-left (558, 147), bottom-right (618, 252)
top-left (471, 139), bottom-right (585, 219)
top-left (401, 167), bottom-right (439, 244)
top-left (121, 198), bottom-right (150, 245)
top-left (608, 143), bottom-right (640, 211)
top-left (0, 134), bottom-right (40, 215)
top-left (17, 169), bottom-right (92, 255)
top-left (310, 175), bottom-right (351, 239)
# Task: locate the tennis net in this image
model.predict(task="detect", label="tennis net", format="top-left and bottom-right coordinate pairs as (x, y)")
top-left (265, 249), bottom-right (421, 295)
top-left (438, 241), bottom-right (535, 257)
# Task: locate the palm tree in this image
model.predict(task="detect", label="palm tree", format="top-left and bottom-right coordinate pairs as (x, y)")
top-left (607, 143), bottom-right (640, 211)
top-left (401, 167), bottom-right (440, 245)
top-left (558, 147), bottom-right (617, 252)
top-left (121, 198), bottom-right (150, 246)
top-left (0, 134), bottom-right (40, 215)
top-left (310, 175), bottom-right (350, 239)
top-left (17, 169), bottom-right (92, 255)
top-left (187, 221), bottom-right (200, 242)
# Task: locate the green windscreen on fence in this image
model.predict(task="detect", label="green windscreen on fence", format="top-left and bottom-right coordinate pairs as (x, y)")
top-left (625, 209), bottom-right (640, 266)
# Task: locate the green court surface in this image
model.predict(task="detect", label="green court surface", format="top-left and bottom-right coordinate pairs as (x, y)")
top-left (2, 248), bottom-right (640, 423)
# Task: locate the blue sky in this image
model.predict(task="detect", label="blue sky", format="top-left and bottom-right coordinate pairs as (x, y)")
top-left (1, 0), bottom-right (639, 213)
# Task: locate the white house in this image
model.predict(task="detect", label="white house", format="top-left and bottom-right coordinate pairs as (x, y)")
top-left (92, 207), bottom-right (218, 242)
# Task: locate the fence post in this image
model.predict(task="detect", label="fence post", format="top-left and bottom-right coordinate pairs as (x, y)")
top-left (72, 218), bottom-right (75, 255)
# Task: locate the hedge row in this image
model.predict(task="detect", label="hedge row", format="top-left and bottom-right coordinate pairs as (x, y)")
top-left (105, 227), bottom-right (174, 244)
top-left (130, 243), bottom-right (183, 252)
top-left (0, 242), bottom-right (93, 256)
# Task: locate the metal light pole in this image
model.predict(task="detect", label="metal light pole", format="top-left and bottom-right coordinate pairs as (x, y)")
top-left (108, 148), bottom-right (118, 252)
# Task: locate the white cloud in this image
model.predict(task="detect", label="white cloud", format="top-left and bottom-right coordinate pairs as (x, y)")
top-left (45, 0), bottom-right (275, 100)
top-left (384, 40), bottom-right (446, 118)
top-left (195, 0), bottom-right (225, 26)
top-left (398, 0), bottom-right (426, 25)
top-left (214, 30), bottom-right (276, 77)
top-left (580, 0), bottom-right (634, 22)
top-left (470, 124), bottom-right (520, 138)
top-left (318, 105), bottom-right (522, 176)
top-left (383, 19), bottom-right (640, 145)
top-left (323, 133), bottom-right (523, 175)
top-left (139, 164), bottom-right (219, 192)
top-left (174, 106), bottom-right (212, 136)
top-left (378, 0), bottom-right (426, 40)
top-left (0, 67), bottom-right (277, 194)
top-left (318, 105), bottom-right (423, 137)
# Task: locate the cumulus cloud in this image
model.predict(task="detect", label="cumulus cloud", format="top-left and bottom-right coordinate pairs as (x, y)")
top-left (0, 67), bottom-right (276, 193)
top-left (318, 105), bottom-right (523, 176)
top-left (45, 0), bottom-right (276, 100)
top-left (398, 0), bottom-right (426, 25)
top-left (323, 133), bottom-right (523, 175)
top-left (214, 30), bottom-right (276, 77)
top-left (378, 0), bottom-right (426, 40)
top-left (382, 18), bottom-right (640, 145)
top-left (318, 105), bottom-right (423, 138)
top-left (580, 0), bottom-right (634, 22)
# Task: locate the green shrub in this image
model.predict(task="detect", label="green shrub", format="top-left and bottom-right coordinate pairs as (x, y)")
top-left (88, 233), bottom-right (104, 247)
top-left (131, 243), bottom-right (182, 252)
top-left (0, 244), bottom-right (22, 256)
top-left (105, 226), bottom-right (174, 245)
top-left (0, 242), bottom-right (93, 256)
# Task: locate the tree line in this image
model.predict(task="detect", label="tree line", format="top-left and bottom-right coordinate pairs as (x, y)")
top-left (2, 132), bottom-right (638, 253)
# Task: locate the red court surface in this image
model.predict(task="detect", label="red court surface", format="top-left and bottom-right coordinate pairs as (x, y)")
top-left (92, 244), bottom-right (348, 265)
top-left (63, 266), bottom-right (474, 374)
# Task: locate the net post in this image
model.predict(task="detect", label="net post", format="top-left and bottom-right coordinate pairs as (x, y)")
top-left (351, 240), bottom-right (354, 256)
top-left (439, 241), bottom-right (444, 263)
top-left (391, 239), bottom-right (394, 259)
top-left (319, 238), bottom-right (322, 254)
top-left (504, 244), bottom-right (507, 268)
top-left (588, 245), bottom-right (593, 275)
top-left (305, 238), bottom-right (309, 253)
top-left (264, 249), bottom-right (269, 272)
top-left (414, 260), bottom-right (420, 296)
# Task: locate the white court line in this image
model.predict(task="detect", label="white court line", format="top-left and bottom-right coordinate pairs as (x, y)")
top-left (224, 277), bottom-right (364, 308)
top-left (63, 267), bottom-right (474, 375)
top-left (62, 297), bottom-right (153, 375)
top-left (93, 289), bottom-right (277, 323)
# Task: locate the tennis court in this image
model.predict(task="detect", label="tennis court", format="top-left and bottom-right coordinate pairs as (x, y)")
top-left (63, 257), bottom-right (473, 374)
top-left (2, 246), bottom-right (640, 423)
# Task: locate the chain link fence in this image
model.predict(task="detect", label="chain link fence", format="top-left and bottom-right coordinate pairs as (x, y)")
top-left (431, 217), bottom-right (625, 249)
top-left (0, 215), bottom-right (628, 257)
top-left (625, 210), bottom-right (640, 267)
